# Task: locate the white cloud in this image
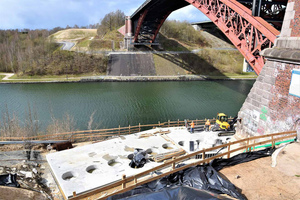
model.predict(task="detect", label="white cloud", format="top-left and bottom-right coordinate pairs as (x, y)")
top-left (168, 5), bottom-right (208, 22)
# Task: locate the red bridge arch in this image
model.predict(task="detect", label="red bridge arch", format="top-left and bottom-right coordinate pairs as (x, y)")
top-left (125, 0), bottom-right (284, 75)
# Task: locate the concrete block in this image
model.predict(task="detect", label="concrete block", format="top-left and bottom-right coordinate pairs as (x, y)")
top-left (286, 2), bottom-right (295, 12)
top-left (255, 95), bottom-right (262, 103)
top-left (283, 11), bottom-right (295, 21)
top-left (281, 28), bottom-right (292, 37)
top-left (281, 19), bottom-right (291, 30)
top-left (261, 98), bottom-right (269, 106)
top-left (264, 75), bottom-right (272, 84)
top-left (252, 99), bottom-right (261, 108)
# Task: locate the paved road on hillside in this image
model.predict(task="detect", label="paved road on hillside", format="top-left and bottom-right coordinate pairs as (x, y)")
top-left (59, 41), bottom-right (75, 51)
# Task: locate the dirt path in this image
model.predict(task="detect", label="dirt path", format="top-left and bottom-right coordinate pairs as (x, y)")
top-left (220, 142), bottom-right (300, 200)
top-left (0, 73), bottom-right (14, 80)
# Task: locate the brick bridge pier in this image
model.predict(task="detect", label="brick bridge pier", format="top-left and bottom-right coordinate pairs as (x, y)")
top-left (236, 0), bottom-right (300, 139)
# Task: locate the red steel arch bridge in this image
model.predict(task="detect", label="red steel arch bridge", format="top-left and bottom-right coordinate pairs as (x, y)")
top-left (122, 0), bottom-right (287, 74)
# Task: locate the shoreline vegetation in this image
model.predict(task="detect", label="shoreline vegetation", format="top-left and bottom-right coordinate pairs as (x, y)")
top-left (0, 73), bottom-right (257, 84)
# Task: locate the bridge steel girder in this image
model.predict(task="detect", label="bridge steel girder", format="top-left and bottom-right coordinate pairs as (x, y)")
top-left (131, 0), bottom-right (282, 75)
top-left (185, 0), bottom-right (280, 74)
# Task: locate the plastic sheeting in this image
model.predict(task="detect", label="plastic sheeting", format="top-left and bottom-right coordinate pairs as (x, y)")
top-left (112, 186), bottom-right (233, 200)
top-left (0, 174), bottom-right (20, 188)
top-left (110, 148), bottom-right (276, 200)
top-left (211, 147), bottom-right (275, 171)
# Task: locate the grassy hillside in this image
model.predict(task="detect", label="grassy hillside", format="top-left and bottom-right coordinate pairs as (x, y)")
top-left (47, 25), bottom-right (253, 78)
top-left (50, 29), bottom-right (97, 42)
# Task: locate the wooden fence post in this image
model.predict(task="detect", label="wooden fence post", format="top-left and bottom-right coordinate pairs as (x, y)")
top-left (129, 125), bottom-right (131, 134)
top-left (122, 174), bottom-right (126, 189)
top-left (119, 125), bottom-right (121, 136)
top-left (271, 136), bottom-right (274, 148)
top-left (202, 149), bottom-right (205, 161)
top-left (139, 123), bottom-right (141, 132)
top-left (196, 119), bottom-right (198, 125)
top-left (178, 119), bottom-right (179, 126)
top-left (227, 144), bottom-right (231, 158)
top-left (172, 157), bottom-right (176, 170)
top-left (158, 121), bottom-right (160, 127)
top-left (246, 137), bottom-right (250, 152)
top-left (168, 120), bottom-right (170, 127)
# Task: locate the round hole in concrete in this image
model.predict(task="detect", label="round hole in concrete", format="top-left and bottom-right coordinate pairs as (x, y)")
top-left (146, 148), bottom-right (153, 154)
top-left (86, 165), bottom-right (98, 173)
top-left (162, 143), bottom-right (173, 150)
top-left (178, 141), bottom-right (184, 146)
top-left (108, 159), bottom-right (122, 167)
top-left (62, 171), bottom-right (77, 181)
top-left (88, 152), bottom-right (97, 157)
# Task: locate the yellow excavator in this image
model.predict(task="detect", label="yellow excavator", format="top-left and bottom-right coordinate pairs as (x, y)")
top-left (211, 113), bottom-right (230, 131)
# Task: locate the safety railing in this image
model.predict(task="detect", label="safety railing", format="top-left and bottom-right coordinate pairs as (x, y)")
top-left (68, 131), bottom-right (297, 200)
top-left (0, 118), bottom-right (222, 142)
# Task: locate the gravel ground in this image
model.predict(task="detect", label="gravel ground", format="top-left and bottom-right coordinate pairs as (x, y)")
top-left (220, 142), bottom-right (300, 200)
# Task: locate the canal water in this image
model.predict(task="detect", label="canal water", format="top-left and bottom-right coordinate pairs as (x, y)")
top-left (0, 80), bottom-right (254, 131)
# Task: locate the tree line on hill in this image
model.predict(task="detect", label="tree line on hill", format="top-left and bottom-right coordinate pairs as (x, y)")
top-left (0, 29), bottom-right (107, 75)
top-left (0, 9), bottom-right (212, 76)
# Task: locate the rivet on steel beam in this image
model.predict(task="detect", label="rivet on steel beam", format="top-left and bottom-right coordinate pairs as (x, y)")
top-left (249, 57), bottom-right (256, 62)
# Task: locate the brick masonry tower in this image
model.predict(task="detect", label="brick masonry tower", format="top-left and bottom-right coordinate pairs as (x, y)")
top-left (236, 0), bottom-right (300, 139)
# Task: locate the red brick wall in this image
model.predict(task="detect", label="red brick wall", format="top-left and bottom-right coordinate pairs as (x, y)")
top-left (237, 61), bottom-right (300, 137)
top-left (290, 0), bottom-right (300, 37)
top-left (269, 64), bottom-right (300, 123)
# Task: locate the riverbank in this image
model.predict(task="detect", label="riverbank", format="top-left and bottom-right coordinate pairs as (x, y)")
top-left (0, 74), bottom-right (257, 84)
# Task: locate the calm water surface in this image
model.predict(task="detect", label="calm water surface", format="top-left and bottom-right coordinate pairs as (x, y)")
top-left (0, 80), bottom-right (254, 131)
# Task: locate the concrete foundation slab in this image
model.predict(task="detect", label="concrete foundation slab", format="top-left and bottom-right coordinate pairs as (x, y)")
top-left (46, 127), bottom-right (233, 199)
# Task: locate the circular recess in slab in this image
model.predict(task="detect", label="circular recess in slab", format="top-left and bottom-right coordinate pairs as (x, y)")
top-left (88, 152), bottom-right (97, 157)
top-left (108, 159), bottom-right (122, 167)
top-left (162, 143), bottom-right (173, 150)
top-left (146, 148), bottom-right (158, 156)
top-left (62, 171), bottom-right (77, 181)
top-left (86, 165), bottom-right (98, 174)
top-left (146, 148), bottom-right (153, 154)
top-left (178, 141), bottom-right (184, 146)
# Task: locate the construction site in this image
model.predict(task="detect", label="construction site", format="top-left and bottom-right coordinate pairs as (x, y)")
top-left (0, 117), bottom-right (299, 200)
top-left (1, 0), bottom-right (300, 199)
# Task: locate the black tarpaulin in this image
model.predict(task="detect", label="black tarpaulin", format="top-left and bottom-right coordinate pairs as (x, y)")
top-left (109, 147), bottom-right (276, 200)
top-left (0, 174), bottom-right (20, 188)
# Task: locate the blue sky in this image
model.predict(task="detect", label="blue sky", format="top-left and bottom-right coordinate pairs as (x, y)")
top-left (0, 0), bottom-right (208, 29)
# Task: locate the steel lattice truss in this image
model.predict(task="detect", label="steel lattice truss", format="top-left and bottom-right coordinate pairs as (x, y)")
top-left (131, 0), bottom-right (282, 74)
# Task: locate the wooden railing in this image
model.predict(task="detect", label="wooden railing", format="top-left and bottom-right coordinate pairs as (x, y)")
top-left (68, 131), bottom-right (297, 200)
top-left (0, 118), bottom-right (220, 142)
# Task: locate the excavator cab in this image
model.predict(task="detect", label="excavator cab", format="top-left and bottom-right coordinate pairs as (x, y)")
top-left (212, 113), bottom-right (230, 131)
